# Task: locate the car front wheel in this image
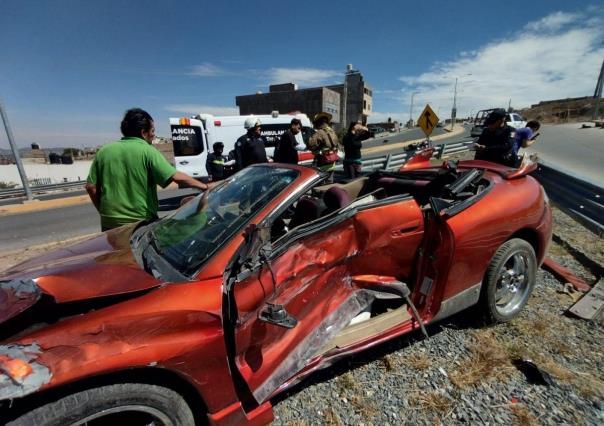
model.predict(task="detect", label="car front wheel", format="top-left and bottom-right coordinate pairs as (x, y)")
top-left (480, 238), bottom-right (537, 324)
top-left (7, 383), bottom-right (195, 426)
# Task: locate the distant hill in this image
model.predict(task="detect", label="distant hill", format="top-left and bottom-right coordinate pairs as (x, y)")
top-left (521, 96), bottom-right (600, 123)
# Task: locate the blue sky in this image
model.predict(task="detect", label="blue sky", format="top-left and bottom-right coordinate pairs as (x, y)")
top-left (1, 0), bottom-right (602, 148)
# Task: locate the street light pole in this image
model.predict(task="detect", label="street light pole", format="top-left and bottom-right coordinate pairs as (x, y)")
top-left (451, 77), bottom-right (458, 130)
top-left (446, 73), bottom-right (471, 130)
top-left (0, 98), bottom-right (33, 201)
top-left (409, 92), bottom-right (418, 128)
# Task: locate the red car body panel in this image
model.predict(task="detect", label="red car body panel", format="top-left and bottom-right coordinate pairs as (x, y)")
top-left (0, 160), bottom-right (552, 425)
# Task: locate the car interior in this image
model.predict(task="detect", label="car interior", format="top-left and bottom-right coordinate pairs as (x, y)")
top-left (270, 162), bottom-right (491, 243)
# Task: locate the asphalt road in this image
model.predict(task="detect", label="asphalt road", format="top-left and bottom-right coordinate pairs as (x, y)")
top-left (523, 123), bottom-right (603, 184)
top-left (0, 189), bottom-right (87, 207)
top-left (0, 188), bottom-right (196, 252)
top-left (365, 126), bottom-right (448, 149)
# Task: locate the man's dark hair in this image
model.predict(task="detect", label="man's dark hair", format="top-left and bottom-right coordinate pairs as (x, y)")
top-left (213, 142), bottom-right (224, 150)
top-left (526, 120), bottom-right (540, 130)
top-left (347, 122), bottom-right (357, 133)
top-left (290, 118), bottom-right (302, 127)
top-left (120, 108), bottom-right (154, 138)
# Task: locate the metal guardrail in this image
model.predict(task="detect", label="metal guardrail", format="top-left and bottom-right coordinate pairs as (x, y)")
top-left (533, 162), bottom-right (604, 236)
top-left (0, 180), bottom-right (86, 199)
top-left (336, 139), bottom-right (476, 172)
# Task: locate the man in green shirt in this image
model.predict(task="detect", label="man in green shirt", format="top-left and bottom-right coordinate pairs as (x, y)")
top-left (86, 108), bottom-right (209, 231)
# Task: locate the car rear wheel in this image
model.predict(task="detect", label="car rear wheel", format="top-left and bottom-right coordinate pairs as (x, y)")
top-left (480, 238), bottom-right (537, 324)
top-left (7, 383), bottom-right (195, 426)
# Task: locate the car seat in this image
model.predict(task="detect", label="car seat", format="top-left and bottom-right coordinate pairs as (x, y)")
top-left (376, 177), bottom-right (430, 197)
top-left (289, 196), bottom-right (322, 229)
top-left (323, 186), bottom-right (352, 215)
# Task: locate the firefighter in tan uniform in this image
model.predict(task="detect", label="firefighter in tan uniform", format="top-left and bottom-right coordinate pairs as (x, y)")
top-left (306, 112), bottom-right (340, 183)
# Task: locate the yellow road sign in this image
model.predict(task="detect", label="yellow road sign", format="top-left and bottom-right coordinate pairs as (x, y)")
top-left (417, 104), bottom-right (439, 137)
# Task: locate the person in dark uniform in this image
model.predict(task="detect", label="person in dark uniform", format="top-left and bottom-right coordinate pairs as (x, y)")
top-left (342, 121), bottom-right (370, 178)
top-left (234, 117), bottom-right (268, 170)
top-left (274, 118), bottom-right (302, 164)
top-left (474, 109), bottom-right (515, 166)
top-left (206, 142), bottom-right (228, 181)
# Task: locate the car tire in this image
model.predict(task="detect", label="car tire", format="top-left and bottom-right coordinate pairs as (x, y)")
top-left (479, 238), bottom-right (537, 324)
top-left (7, 383), bottom-right (195, 426)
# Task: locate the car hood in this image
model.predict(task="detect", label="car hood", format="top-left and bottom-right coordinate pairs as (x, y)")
top-left (0, 224), bottom-right (162, 324)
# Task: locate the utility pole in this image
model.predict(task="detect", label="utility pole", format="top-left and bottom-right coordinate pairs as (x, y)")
top-left (593, 57), bottom-right (603, 120)
top-left (0, 98), bottom-right (33, 201)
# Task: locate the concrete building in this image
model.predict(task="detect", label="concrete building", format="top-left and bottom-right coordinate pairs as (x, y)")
top-left (236, 83), bottom-right (341, 125)
top-left (235, 65), bottom-right (372, 130)
top-left (328, 65), bottom-right (373, 127)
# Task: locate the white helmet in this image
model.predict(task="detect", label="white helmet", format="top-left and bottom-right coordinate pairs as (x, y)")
top-left (244, 117), bottom-right (262, 129)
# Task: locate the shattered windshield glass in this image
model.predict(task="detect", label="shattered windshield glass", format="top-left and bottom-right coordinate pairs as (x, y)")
top-left (149, 166), bottom-right (299, 276)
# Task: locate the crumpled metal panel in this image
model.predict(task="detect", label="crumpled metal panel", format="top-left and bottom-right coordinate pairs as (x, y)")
top-left (0, 279), bottom-right (41, 324)
top-left (234, 198), bottom-right (425, 403)
top-left (252, 289), bottom-right (375, 402)
top-left (0, 343), bottom-right (52, 399)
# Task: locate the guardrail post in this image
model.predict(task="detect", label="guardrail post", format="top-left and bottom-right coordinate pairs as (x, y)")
top-left (436, 145), bottom-right (445, 159)
top-left (384, 154), bottom-right (392, 170)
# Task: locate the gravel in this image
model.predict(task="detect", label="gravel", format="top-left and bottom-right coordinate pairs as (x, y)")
top-left (272, 207), bottom-right (603, 425)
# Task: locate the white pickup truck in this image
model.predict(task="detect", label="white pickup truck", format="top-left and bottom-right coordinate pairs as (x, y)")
top-left (470, 109), bottom-right (527, 137)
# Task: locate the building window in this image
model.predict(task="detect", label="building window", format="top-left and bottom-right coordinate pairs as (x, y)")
top-left (363, 100), bottom-right (367, 109)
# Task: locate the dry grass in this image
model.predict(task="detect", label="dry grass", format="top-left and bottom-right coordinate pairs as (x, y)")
top-left (406, 352), bottom-right (432, 371)
top-left (335, 371), bottom-right (357, 394)
top-left (449, 330), bottom-right (513, 388)
top-left (503, 335), bottom-right (604, 399)
top-left (288, 420), bottom-right (310, 426)
top-left (510, 404), bottom-right (540, 426)
top-left (350, 394), bottom-right (378, 417)
top-left (379, 354), bottom-right (396, 371)
top-left (323, 408), bottom-right (343, 426)
top-left (546, 240), bottom-right (568, 257)
top-left (413, 391), bottom-right (452, 415)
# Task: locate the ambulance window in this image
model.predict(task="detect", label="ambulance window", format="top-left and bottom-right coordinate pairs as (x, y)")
top-left (171, 125), bottom-right (204, 156)
top-left (259, 123), bottom-right (291, 148)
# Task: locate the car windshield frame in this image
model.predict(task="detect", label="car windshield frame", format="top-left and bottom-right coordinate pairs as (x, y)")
top-left (146, 165), bottom-right (300, 277)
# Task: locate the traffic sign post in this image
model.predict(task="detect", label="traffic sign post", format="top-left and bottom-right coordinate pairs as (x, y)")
top-left (417, 104), bottom-right (439, 139)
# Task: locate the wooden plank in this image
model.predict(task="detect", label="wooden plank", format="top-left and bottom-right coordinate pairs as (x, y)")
top-left (320, 306), bottom-right (412, 354)
top-left (569, 280), bottom-right (604, 320)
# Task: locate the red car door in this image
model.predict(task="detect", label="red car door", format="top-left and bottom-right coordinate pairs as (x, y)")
top-left (231, 196), bottom-right (424, 403)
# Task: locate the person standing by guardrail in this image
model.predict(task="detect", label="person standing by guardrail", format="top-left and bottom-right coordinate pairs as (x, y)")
top-left (306, 112), bottom-right (340, 183)
top-left (342, 122), bottom-right (370, 178)
top-left (512, 120), bottom-right (541, 164)
top-left (85, 108), bottom-right (210, 231)
top-left (474, 108), bottom-right (515, 166)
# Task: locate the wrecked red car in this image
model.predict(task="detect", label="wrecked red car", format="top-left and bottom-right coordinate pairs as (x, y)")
top-left (0, 160), bottom-right (551, 425)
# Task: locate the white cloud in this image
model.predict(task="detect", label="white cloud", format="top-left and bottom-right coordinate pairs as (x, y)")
top-left (186, 63), bottom-right (342, 88)
top-left (165, 104), bottom-right (240, 116)
top-left (524, 11), bottom-right (579, 32)
top-left (189, 63), bottom-right (230, 77)
top-left (267, 67), bottom-right (341, 87)
top-left (394, 10), bottom-right (604, 118)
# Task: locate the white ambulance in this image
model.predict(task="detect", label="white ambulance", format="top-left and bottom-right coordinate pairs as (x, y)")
top-left (169, 112), bottom-right (313, 178)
